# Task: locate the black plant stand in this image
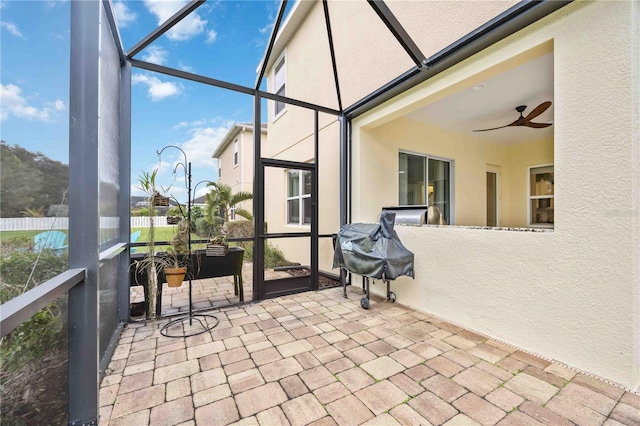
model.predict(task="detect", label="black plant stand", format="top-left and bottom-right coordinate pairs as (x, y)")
top-left (155, 146), bottom-right (219, 338)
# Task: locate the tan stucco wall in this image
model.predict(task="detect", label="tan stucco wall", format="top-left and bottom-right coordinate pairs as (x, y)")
top-left (352, 0), bottom-right (639, 389)
top-left (263, 120), bottom-right (341, 273)
top-left (217, 127), bottom-right (260, 217)
top-left (267, 0), bottom-right (518, 109)
top-left (265, 0), bottom-right (525, 272)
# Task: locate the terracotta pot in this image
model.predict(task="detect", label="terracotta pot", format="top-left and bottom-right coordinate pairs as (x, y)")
top-left (164, 267), bottom-right (187, 287)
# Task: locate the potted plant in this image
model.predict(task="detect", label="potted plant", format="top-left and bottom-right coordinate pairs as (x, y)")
top-left (131, 170), bottom-right (193, 316)
top-left (206, 223), bottom-right (229, 257)
top-left (162, 217), bottom-right (190, 287)
top-left (131, 170), bottom-right (160, 319)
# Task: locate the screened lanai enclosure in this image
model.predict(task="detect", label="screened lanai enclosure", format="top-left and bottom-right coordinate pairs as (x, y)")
top-left (0, 0), bottom-right (577, 423)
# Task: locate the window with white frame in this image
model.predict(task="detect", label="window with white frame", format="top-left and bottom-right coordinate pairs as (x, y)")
top-left (218, 158), bottom-right (222, 179)
top-left (529, 165), bottom-right (554, 227)
top-left (399, 152), bottom-right (452, 224)
top-left (274, 56), bottom-right (286, 116)
top-left (233, 139), bottom-right (238, 166)
top-left (287, 169), bottom-right (311, 225)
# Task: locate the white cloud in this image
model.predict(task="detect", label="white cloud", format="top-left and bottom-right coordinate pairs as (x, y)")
top-left (178, 62), bottom-right (193, 73)
top-left (259, 23), bottom-right (272, 35)
top-left (143, 0), bottom-right (207, 41)
top-left (172, 117), bottom-right (225, 133)
top-left (206, 29), bottom-right (217, 44)
top-left (0, 83), bottom-right (63, 121)
top-left (53, 99), bottom-right (65, 111)
top-left (142, 45), bottom-right (168, 66)
top-left (132, 74), bottom-right (182, 101)
top-left (179, 126), bottom-right (230, 168)
top-left (1, 21), bottom-right (23, 37)
top-left (113, 1), bottom-right (137, 27)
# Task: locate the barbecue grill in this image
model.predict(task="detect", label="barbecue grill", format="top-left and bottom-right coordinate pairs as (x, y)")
top-left (333, 211), bottom-right (415, 309)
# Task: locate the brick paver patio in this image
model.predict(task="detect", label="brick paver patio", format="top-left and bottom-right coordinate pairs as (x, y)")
top-left (103, 285), bottom-right (639, 425)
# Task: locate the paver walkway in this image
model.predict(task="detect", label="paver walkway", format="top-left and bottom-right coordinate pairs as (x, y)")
top-left (101, 285), bottom-right (640, 425)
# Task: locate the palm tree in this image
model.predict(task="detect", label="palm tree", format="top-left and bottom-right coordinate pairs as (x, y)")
top-left (204, 182), bottom-right (253, 224)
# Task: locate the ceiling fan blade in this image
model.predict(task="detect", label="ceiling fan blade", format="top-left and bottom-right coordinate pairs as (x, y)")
top-left (473, 118), bottom-right (521, 132)
top-left (524, 101), bottom-right (552, 121)
top-left (525, 122), bottom-right (552, 128)
top-left (473, 124), bottom-right (513, 132)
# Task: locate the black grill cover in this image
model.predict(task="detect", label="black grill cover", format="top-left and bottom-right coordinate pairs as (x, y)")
top-left (333, 211), bottom-right (415, 280)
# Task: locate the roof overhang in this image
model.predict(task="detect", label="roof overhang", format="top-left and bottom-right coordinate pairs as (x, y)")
top-left (212, 123), bottom-right (267, 159)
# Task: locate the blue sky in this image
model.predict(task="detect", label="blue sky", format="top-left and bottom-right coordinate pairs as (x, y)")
top-left (1, 0), bottom-right (286, 202)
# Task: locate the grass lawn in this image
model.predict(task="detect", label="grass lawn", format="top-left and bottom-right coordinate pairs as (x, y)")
top-left (1, 227), bottom-right (207, 250)
top-left (131, 227), bottom-right (207, 252)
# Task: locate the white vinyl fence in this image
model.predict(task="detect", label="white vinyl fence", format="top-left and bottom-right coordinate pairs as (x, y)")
top-left (1, 216), bottom-right (170, 231)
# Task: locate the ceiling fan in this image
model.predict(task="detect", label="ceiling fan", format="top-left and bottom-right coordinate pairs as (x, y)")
top-left (473, 101), bottom-right (552, 132)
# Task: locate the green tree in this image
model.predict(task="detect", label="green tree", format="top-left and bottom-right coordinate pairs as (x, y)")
top-left (204, 182), bottom-right (253, 224)
top-left (0, 147), bottom-right (43, 217)
top-left (0, 141), bottom-right (68, 217)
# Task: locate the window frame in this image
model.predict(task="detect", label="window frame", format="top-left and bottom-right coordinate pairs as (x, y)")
top-left (286, 169), bottom-right (311, 226)
top-left (398, 150), bottom-right (454, 225)
top-left (527, 163), bottom-right (554, 228)
top-left (233, 138), bottom-right (239, 167)
top-left (273, 54), bottom-right (286, 119)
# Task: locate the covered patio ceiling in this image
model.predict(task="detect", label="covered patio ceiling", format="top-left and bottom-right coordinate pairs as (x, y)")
top-left (405, 52), bottom-right (554, 145)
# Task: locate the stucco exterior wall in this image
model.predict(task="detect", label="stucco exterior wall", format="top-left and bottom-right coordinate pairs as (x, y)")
top-left (217, 127), bottom-right (261, 217)
top-left (263, 120), bottom-right (341, 273)
top-left (264, 0), bottom-right (529, 273)
top-left (351, 1), bottom-right (639, 389)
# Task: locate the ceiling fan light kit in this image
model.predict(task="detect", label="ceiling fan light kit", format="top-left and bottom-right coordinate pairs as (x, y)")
top-left (473, 101), bottom-right (553, 132)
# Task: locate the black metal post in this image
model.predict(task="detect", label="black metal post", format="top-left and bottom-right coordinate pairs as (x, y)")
top-left (339, 114), bottom-right (348, 226)
top-left (255, 0), bottom-right (288, 90)
top-left (69, 1), bottom-right (100, 422)
top-left (322, 0), bottom-right (342, 111)
top-left (187, 161), bottom-right (192, 325)
top-left (119, 60), bottom-right (132, 322)
top-left (253, 92), bottom-right (264, 300)
top-left (312, 110), bottom-right (319, 291)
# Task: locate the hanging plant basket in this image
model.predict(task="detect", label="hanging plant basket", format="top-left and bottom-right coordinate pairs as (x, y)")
top-left (206, 243), bottom-right (228, 257)
top-left (167, 216), bottom-right (180, 225)
top-left (152, 194), bottom-right (170, 207)
top-left (164, 267), bottom-right (187, 287)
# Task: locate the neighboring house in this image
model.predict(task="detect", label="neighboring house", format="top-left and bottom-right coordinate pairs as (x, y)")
top-left (191, 195), bottom-right (207, 209)
top-left (212, 123), bottom-right (266, 220)
top-left (256, 1), bottom-right (639, 390)
top-left (130, 196), bottom-right (149, 208)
